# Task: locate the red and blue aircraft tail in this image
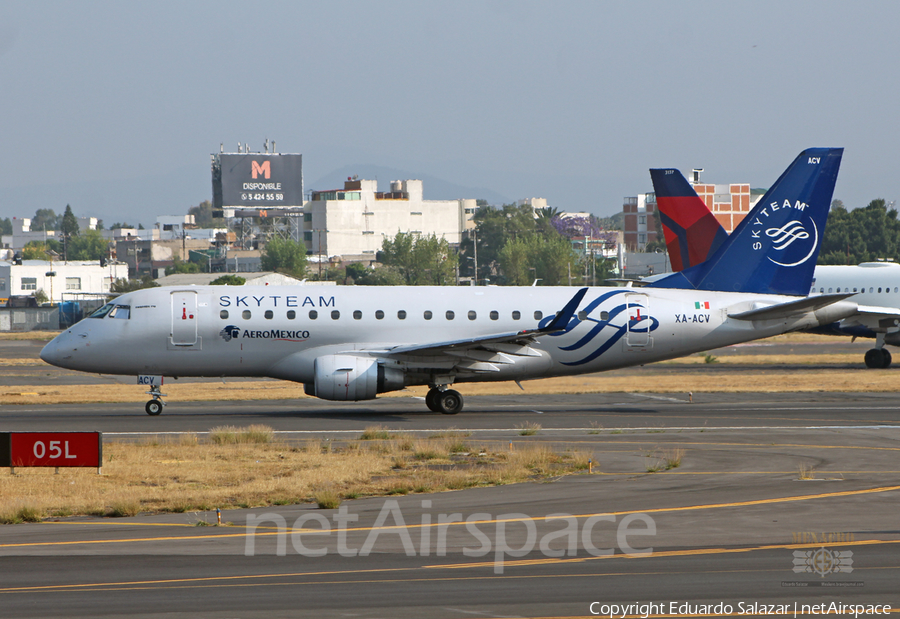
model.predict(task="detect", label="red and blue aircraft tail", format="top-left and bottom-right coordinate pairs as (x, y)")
top-left (648, 148), bottom-right (843, 297)
top-left (650, 168), bottom-right (728, 272)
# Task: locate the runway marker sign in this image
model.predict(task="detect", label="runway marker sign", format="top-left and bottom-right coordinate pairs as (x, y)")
top-left (0, 432), bottom-right (103, 474)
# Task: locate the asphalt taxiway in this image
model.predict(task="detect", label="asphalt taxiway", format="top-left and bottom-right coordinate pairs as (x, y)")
top-left (2, 393), bottom-right (899, 618)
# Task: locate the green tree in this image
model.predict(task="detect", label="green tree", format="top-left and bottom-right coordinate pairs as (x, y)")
top-left (210, 274), bottom-right (246, 285)
top-left (188, 200), bottom-right (224, 228)
top-left (60, 204), bottom-right (79, 261)
top-left (819, 199), bottom-right (900, 265)
top-left (380, 232), bottom-right (457, 285)
top-left (21, 240), bottom-right (62, 260)
top-left (261, 237), bottom-right (308, 278)
top-left (111, 276), bottom-right (160, 293)
top-left (166, 257), bottom-right (202, 275)
top-left (0, 217), bottom-right (11, 236)
top-left (31, 208), bottom-right (60, 232)
top-left (68, 230), bottom-right (109, 260)
top-left (466, 203), bottom-right (541, 282)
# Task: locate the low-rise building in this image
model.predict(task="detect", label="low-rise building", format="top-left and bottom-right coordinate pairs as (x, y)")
top-left (303, 178), bottom-right (476, 261)
top-left (0, 260), bottom-right (128, 305)
top-left (622, 194), bottom-right (658, 251)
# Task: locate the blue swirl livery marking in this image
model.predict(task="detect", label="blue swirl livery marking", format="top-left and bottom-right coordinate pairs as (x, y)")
top-left (543, 291), bottom-right (659, 366)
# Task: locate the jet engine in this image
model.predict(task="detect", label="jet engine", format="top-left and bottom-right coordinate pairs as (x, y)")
top-left (305, 355), bottom-right (405, 401)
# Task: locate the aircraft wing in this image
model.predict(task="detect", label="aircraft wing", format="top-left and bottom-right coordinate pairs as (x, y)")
top-left (728, 293), bottom-right (856, 321)
top-left (834, 304), bottom-right (900, 331)
top-left (356, 288), bottom-right (588, 369)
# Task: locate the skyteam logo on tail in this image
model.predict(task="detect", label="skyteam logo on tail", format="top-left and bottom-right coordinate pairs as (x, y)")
top-left (751, 199), bottom-right (818, 267)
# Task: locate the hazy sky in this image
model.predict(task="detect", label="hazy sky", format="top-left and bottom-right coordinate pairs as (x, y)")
top-left (1, 1), bottom-right (898, 226)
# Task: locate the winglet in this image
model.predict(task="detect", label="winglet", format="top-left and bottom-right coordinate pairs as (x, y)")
top-left (540, 287), bottom-right (588, 333)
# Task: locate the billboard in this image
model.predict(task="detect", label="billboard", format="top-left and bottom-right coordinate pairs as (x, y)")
top-left (212, 153), bottom-right (303, 208)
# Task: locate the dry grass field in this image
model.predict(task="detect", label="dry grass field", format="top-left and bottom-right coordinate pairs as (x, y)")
top-left (0, 330), bottom-right (896, 404)
top-left (0, 426), bottom-right (589, 523)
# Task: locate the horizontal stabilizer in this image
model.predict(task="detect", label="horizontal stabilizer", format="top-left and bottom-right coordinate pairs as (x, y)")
top-left (729, 293), bottom-right (856, 321)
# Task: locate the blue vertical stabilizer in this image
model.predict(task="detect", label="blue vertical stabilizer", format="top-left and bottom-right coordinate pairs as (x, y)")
top-left (649, 148), bottom-right (843, 296)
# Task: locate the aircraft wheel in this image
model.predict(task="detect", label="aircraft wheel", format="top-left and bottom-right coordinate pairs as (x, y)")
top-left (882, 349), bottom-right (892, 369)
top-left (437, 389), bottom-right (463, 415)
top-left (865, 349), bottom-right (885, 369)
top-left (425, 389), bottom-right (441, 412)
top-left (145, 400), bottom-right (163, 416)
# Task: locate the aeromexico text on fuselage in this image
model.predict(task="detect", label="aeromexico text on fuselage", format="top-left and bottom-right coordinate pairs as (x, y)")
top-left (218, 294), bottom-right (335, 308)
top-left (220, 325), bottom-right (311, 342)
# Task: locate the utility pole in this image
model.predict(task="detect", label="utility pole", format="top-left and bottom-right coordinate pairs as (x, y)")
top-left (472, 229), bottom-right (478, 286)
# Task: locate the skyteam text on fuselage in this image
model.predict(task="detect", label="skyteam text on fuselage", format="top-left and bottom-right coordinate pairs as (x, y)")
top-left (41, 149), bottom-right (852, 415)
top-left (650, 159), bottom-right (900, 369)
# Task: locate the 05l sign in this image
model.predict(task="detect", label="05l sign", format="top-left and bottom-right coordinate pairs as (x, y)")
top-left (0, 432), bottom-right (102, 468)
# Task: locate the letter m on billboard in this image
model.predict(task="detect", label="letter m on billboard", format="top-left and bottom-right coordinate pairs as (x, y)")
top-left (251, 160), bottom-right (271, 179)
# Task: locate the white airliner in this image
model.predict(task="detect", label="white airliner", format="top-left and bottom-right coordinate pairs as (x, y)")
top-left (42, 149), bottom-right (852, 415)
top-left (650, 167), bottom-right (900, 368)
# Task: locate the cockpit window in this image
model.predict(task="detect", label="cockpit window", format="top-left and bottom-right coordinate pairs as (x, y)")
top-left (89, 303), bottom-right (115, 319)
top-left (109, 305), bottom-right (130, 319)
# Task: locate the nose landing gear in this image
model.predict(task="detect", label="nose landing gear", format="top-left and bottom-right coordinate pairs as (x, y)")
top-left (145, 385), bottom-right (167, 415)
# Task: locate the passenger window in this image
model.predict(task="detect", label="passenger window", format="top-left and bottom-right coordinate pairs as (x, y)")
top-left (828, 288), bottom-right (832, 293)
top-left (490, 310), bottom-right (499, 320)
top-left (424, 310), bottom-right (433, 320)
top-left (242, 310), bottom-right (251, 320)
top-left (353, 310), bottom-right (362, 320)
top-left (600, 311), bottom-right (609, 321)
top-left (895, 287), bottom-right (898, 293)
top-left (264, 310), bottom-right (274, 319)
top-left (836, 287), bottom-right (841, 293)
top-left (870, 287), bottom-right (874, 293)
top-left (309, 310), bottom-right (318, 320)
top-left (512, 311), bottom-right (521, 320)
top-left (220, 310), bottom-right (229, 319)
top-left (879, 287), bottom-right (883, 293)
top-left (398, 310), bottom-right (407, 320)
top-left (375, 310), bottom-right (384, 320)
top-left (287, 310), bottom-right (296, 320)
top-left (534, 311), bottom-right (542, 320)
top-left (853, 288), bottom-right (857, 292)
top-left (331, 310), bottom-right (340, 320)
top-left (446, 310), bottom-right (455, 320)
top-left (468, 311), bottom-right (476, 320)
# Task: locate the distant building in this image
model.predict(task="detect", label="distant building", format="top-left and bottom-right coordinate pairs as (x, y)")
top-left (0, 260), bottom-right (128, 305)
top-left (622, 194), bottom-right (658, 251)
top-left (153, 271), bottom-right (329, 287)
top-left (115, 238), bottom-right (212, 279)
top-left (622, 169), bottom-right (762, 251)
top-left (303, 178), bottom-right (476, 261)
top-left (688, 168), bottom-right (758, 233)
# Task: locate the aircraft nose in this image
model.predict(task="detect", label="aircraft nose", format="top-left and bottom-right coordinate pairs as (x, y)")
top-left (40, 338), bottom-right (62, 365)
top-left (40, 333), bottom-right (75, 368)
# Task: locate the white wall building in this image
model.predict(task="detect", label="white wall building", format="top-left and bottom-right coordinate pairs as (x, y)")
top-left (0, 260), bottom-right (128, 304)
top-left (303, 179), bottom-right (476, 261)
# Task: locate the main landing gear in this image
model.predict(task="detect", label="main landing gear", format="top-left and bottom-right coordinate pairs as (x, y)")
top-left (864, 334), bottom-right (892, 369)
top-left (145, 385), bottom-right (167, 416)
top-left (425, 386), bottom-right (464, 415)
top-left (864, 348), bottom-right (892, 369)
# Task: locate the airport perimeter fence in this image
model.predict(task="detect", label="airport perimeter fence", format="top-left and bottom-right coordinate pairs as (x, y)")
top-left (0, 307), bottom-right (60, 332)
